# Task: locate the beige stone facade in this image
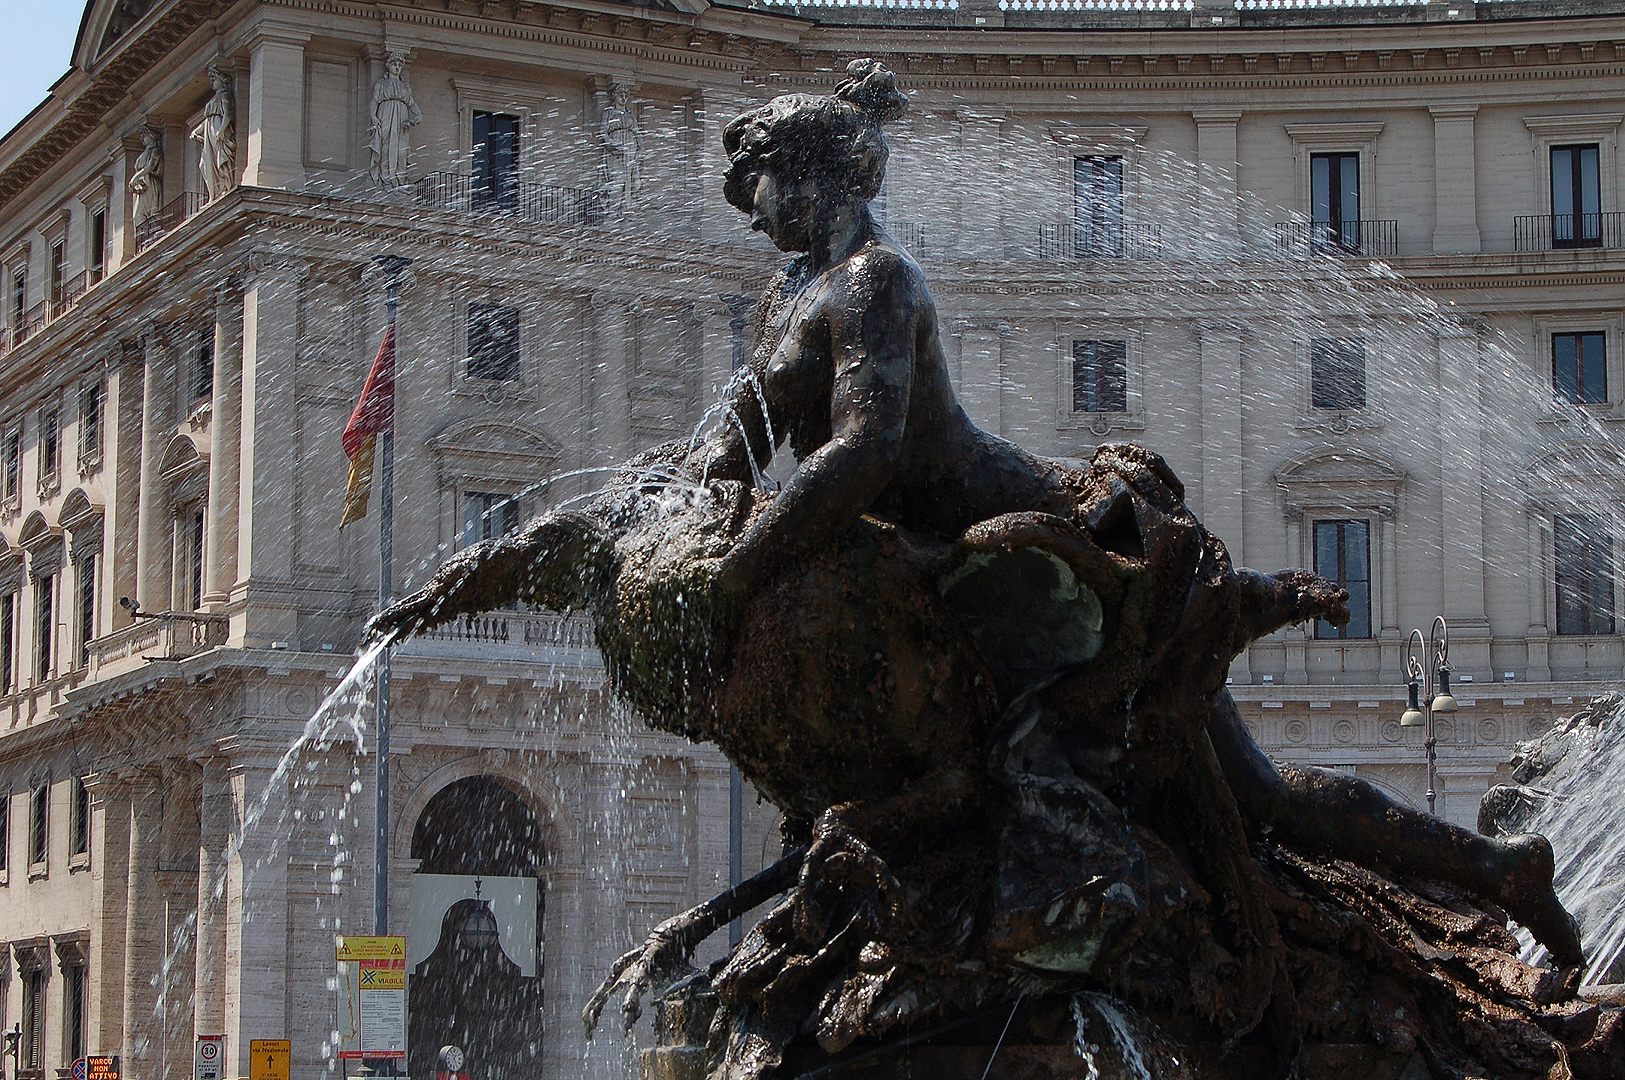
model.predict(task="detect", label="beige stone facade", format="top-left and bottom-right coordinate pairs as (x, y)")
top-left (0, 1), bottom-right (1620, 1078)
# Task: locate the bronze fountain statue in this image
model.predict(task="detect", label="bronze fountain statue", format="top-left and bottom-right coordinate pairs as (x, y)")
top-left (373, 61), bottom-right (1616, 1080)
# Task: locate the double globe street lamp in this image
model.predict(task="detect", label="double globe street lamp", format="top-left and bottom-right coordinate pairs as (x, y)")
top-left (1399, 615), bottom-right (1458, 815)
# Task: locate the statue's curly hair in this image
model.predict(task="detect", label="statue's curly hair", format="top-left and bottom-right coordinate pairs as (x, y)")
top-left (722, 59), bottom-right (908, 214)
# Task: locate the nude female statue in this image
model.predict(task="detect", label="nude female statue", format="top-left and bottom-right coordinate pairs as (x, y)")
top-left (372, 63), bottom-right (1581, 1050)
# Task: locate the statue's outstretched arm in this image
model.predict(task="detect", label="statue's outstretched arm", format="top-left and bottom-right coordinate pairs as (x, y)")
top-left (1206, 690), bottom-right (1583, 966)
top-left (366, 510), bottom-right (610, 644)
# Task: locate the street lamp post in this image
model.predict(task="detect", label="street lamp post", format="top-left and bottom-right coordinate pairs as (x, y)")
top-left (1399, 615), bottom-right (1458, 815)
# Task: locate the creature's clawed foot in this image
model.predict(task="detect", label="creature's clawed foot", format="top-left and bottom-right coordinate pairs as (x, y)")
top-left (794, 806), bottom-right (905, 944)
top-left (1499, 832), bottom-right (1585, 968)
top-left (582, 915), bottom-right (699, 1038)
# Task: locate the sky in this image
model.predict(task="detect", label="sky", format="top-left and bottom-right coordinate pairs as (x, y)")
top-left (0, 3), bottom-right (87, 138)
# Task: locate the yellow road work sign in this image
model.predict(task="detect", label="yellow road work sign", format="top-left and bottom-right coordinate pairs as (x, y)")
top-left (335, 936), bottom-right (406, 962)
top-left (249, 1041), bottom-right (290, 1080)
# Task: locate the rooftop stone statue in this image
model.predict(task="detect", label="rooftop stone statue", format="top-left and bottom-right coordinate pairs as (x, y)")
top-left (372, 60), bottom-right (1615, 1080)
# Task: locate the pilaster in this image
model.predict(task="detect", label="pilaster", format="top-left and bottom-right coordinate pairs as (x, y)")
top-left (1429, 104), bottom-right (1480, 254)
top-left (121, 770), bottom-right (163, 1080)
top-left (955, 110), bottom-right (1006, 258)
top-left (194, 754), bottom-right (232, 1039)
top-left (956, 321), bottom-right (1003, 434)
top-left (222, 750), bottom-right (290, 1078)
top-left (204, 282), bottom-right (244, 605)
top-left (103, 343), bottom-right (143, 635)
top-left (1192, 109), bottom-right (1243, 249)
top-left (85, 773), bottom-right (130, 1067)
top-left (134, 328), bottom-right (175, 611)
top-left (243, 29), bottom-right (310, 189)
top-left (1436, 320), bottom-right (1488, 632)
top-left (1196, 322), bottom-right (1249, 679)
top-left (590, 291), bottom-right (633, 464)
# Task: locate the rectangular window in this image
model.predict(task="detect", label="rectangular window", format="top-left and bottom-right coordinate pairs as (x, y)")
top-left (65, 962), bottom-right (85, 1063)
top-left (89, 210), bottom-right (106, 284)
top-left (194, 325), bottom-right (215, 400)
top-left (0, 791), bottom-right (9, 871)
top-left (1072, 339), bottom-right (1128, 413)
top-left (35, 573), bottom-right (53, 683)
top-left (29, 781), bottom-right (47, 865)
top-left (4, 428), bottom-right (20, 501)
top-left (472, 111), bottom-right (521, 211)
top-left (1073, 156), bottom-right (1125, 257)
top-left (1310, 152), bottom-right (1361, 252)
top-left (468, 303), bottom-right (521, 381)
top-left (1, 593), bottom-right (14, 694)
top-left (1310, 338), bottom-right (1367, 410)
top-left (10, 267), bottom-right (25, 328)
top-left (79, 383), bottom-right (103, 459)
top-left (22, 968), bottom-right (44, 1069)
top-left (48, 240), bottom-right (65, 312)
top-left (76, 557), bottom-right (94, 667)
top-left (39, 409), bottom-right (59, 481)
top-left (1314, 519), bottom-right (1371, 639)
top-left (1550, 144), bottom-right (1602, 248)
top-left (1555, 514), bottom-right (1615, 635)
top-left (70, 776), bottom-right (88, 857)
top-left (461, 492), bottom-right (519, 548)
top-left (1553, 331), bottom-right (1606, 405)
top-left (174, 504), bottom-right (205, 612)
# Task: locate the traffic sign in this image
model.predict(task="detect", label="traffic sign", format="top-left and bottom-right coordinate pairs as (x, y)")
top-left (335, 936), bottom-right (406, 962)
top-left (195, 1035), bottom-right (225, 1080)
top-left (71, 1058), bottom-right (87, 1080)
top-left (249, 1040), bottom-right (290, 1080)
top-left (86, 1057), bottom-right (120, 1080)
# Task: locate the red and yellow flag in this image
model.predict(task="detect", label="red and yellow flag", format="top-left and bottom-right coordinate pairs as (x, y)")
top-left (340, 324), bottom-right (395, 527)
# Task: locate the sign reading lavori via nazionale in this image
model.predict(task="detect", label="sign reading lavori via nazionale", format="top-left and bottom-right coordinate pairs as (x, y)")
top-left (336, 936), bottom-right (408, 1059)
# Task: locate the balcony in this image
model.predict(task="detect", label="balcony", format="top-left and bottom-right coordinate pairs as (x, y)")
top-left (86, 611), bottom-right (230, 679)
top-left (395, 609), bottom-right (600, 664)
top-left (1514, 212), bottom-right (1625, 252)
top-left (1, 269), bottom-right (101, 359)
top-left (1038, 222), bottom-right (1163, 260)
top-left (1274, 220), bottom-right (1399, 259)
top-left (133, 191), bottom-right (208, 251)
top-left (413, 172), bottom-right (606, 228)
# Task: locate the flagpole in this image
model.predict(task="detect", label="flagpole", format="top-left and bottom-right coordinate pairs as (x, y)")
top-left (374, 255), bottom-right (409, 945)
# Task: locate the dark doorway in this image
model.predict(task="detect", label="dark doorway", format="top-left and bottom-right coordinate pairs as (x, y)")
top-left (409, 777), bottom-right (546, 1080)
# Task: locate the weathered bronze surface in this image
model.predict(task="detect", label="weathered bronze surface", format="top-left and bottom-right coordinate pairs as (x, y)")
top-left (373, 61), bottom-right (1613, 1080)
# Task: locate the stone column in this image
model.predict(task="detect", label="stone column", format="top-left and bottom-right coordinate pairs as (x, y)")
top-left (692, 87), bottom-right (748, 244)
top-left (956, 110), bottom-right (1006, 258)
top-left (1193, 110), bottom-right (1244, 251)
top-left (85, 773), bottom-right (130, 1065)
top-left (1429, 104), bottom-right (1480, 254)
top-left (222, 750), bottom-right (289, 1078)
top-left (103, 343), bottom-right (143, 633)
top-left (234, 258), bottom-right (303, 645)
top-left (590, 292), bottom-right (632, 465)
top-left (134, 328), bottom-right (174, 612)
top-left (956, 321), bottom-right (1003, 434)
top-left (1436, 321), bottom-right (1489, 666)
top-left (1526, 511), bottom-right (1553, 682)
top-left (194, 754), bottom-right (231, 1038)
top-left (121, 770), bottom-right (164, 1080)
top-left (1197, 322), bottom-right (1249, 680)
top-left (243, 29), bottom-right (310, 189)
top-left (204, 283), bottom-right (243, 605)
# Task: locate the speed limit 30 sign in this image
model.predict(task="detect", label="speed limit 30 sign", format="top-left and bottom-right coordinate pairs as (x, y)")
top-left (195, 1035), bottom-right (225, 1080)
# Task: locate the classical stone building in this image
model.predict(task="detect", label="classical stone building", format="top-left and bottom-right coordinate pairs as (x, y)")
top-left (0, 0), bottom-right (1620, 1078)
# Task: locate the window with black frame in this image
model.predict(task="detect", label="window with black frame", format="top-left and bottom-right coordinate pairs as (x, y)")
top-left (65, 960), bottom-right (86, 1063)
top-left (1311, 152), bottom-right (1361, 253)
top-left (0, 591), bottom-right (14, 694)
top-left (461, 492), bottom-right (520, 549)
top-left (1553, 331), bottom-right (1606, 405)
top-left (1555, 514), bottom-right (1615, 635)
top-left (1073, 156), bottom-right (1124, 257)
top-left (1550, 144), bottom-right (1602, 248)
top-left (1310, 337), bottom-right (1366, 410)
top-left (22, 965), bottom-right (44, 1072)
top-left (194, 325), bottom-right (215, 401)
top-left (29, 781), bottom-right (47, 866)
top-left (1314, 519), bottom-right (1371, 639)
top-left (34, 572), bottom-right (53, 683)
top-left (1072, 339), bottom-right (1128, 413)
top-left (472, 111), bottom-right (521, 211)
top-left (71, 776), bottom-right (89, 857)
top-left (468, 303), bottom-right (521, 381)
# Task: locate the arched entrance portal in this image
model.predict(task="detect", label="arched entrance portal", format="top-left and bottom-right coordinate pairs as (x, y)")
top-left (408, 777), bottom-right (546, 1080)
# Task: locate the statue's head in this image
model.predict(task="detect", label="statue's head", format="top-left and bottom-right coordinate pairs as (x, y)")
top-left (208, 64), bottom-right (231, 93)
top-left (723, 59), bottom-right (907, 251)
top-left (385, 49), bottom-right (408, 76)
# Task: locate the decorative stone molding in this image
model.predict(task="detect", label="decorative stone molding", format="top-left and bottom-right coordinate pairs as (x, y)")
top-left (1283, 122), bottom-right (1385, 223)
top-left (1521, 112), bottom-right (1623, 218)
top-left (427, 417), bottom-right (562, 488)
top-left (1276, 445), bottom-right (1407, 520)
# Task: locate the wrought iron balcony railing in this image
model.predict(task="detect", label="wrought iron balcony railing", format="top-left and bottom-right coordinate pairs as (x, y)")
top-left (134, 191), bottom-right (207, 251)
top-left (414, 172), bottom-right (606, 228)
top-left (1514, 212), bottom-right (1624, 252)
top-left (1, 270), bottom-right (102, 359)
top-left (1274, 219), bottom-right (1399, 259)
top-left (1038, 222), bottom-right (1163, 260)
